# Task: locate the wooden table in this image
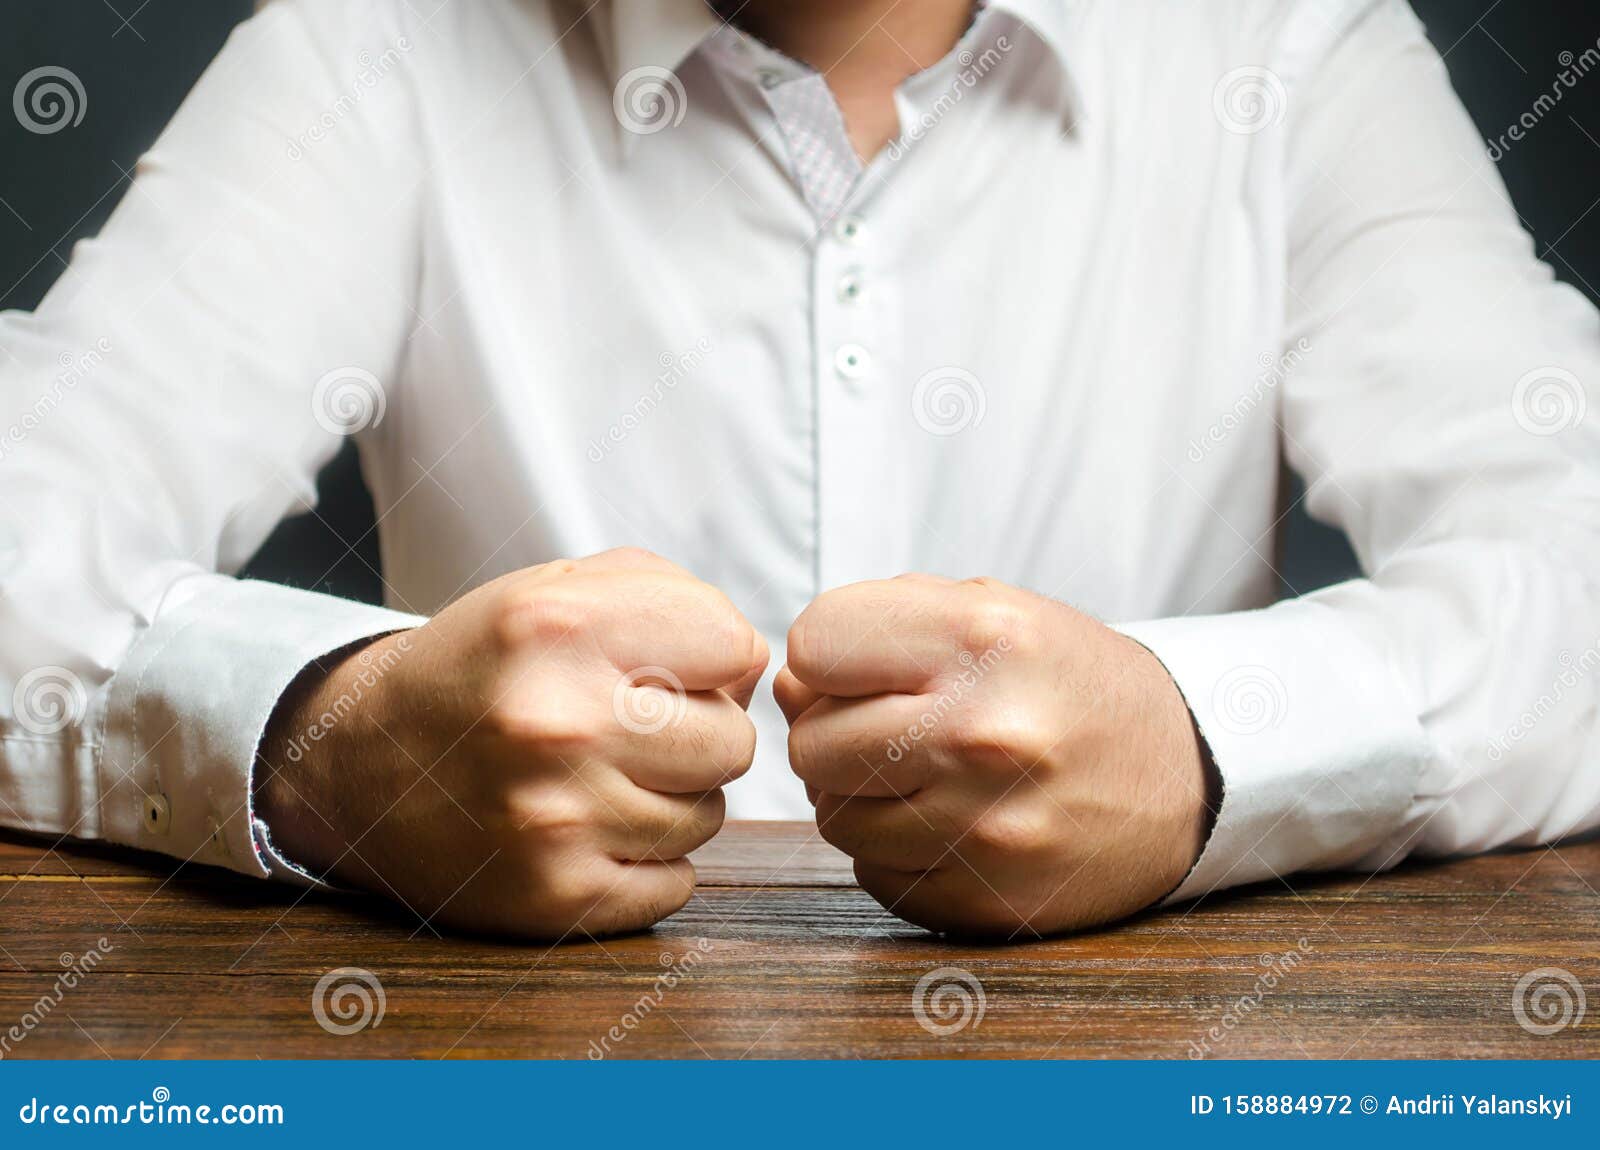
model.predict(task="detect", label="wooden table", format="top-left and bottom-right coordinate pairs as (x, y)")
top-left (1, 822), bottom-right (1595, 1058)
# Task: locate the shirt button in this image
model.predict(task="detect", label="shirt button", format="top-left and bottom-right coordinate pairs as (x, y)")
top-left (144, 792), bottom-right (172, 836)
top-left (757, 68), bottom-right (782, 90)
top-left (834, 215), bottom-right (866, 245)
top-left (836, 269), bottom-right (865, 304)
top-left (834, 344), bottom-right (871, 380)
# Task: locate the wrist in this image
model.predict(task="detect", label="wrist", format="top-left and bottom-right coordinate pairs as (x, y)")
top-left (254, 631), bottom-right (409, 881)
top-left (1118, 630), bottom-right (1220, 898)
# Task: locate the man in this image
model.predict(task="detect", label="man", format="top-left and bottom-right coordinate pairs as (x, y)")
top-left (2, 0), bottom-right (1596, 940)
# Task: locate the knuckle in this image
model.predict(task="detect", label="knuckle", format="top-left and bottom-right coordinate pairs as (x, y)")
top-left (487, 700), bottom-right (600, 754)
top-left (491, 587), bottom-right (592, 652)
top-left (602, 545), bottom-right (661, 566)
top-left (505, 786), bottom-right (593, 837)
top-left (531, 558), bottom-right (581, 580)
top-left (958, 593), bottom-right (1028, 658)
top-left (963, 802), bottom-right (1055, 858)
top-left (945, 704), bottom-right (1046, 770)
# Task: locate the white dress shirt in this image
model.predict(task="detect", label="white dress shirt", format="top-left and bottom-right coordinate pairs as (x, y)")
top-left (2, 0), bottom-right (1597, 901)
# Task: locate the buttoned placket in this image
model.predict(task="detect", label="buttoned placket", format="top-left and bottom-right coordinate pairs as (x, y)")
top-left (701, 24), bottom-right (997, 592)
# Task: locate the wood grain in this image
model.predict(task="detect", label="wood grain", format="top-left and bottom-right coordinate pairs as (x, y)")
top-left (0, 822), bottom-right (1595, 1059)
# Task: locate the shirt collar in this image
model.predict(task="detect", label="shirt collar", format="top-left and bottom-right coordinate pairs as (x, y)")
top-left (602, 0), bottom-right (719, 92)
top-left (985, 0), bottom-right (1077, 78)
top-left (601, 0), bottom-right (1081, 150)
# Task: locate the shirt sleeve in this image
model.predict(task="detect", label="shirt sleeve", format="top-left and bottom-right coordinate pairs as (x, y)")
top-left (0, 0), bottom-right (426, 881)
top-left (1118, 0), bottom-right (1600, 901)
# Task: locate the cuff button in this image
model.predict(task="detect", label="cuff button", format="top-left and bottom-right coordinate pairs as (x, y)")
top-left (143, 793), bottom-right (172, 836)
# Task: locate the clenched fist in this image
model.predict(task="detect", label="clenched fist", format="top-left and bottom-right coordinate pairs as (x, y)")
top-left (774, 574), bottom-right (1215, 938)
top-left (256, 548), bottom-right (767, 939)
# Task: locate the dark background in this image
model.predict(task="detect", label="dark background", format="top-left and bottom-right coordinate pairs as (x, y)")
top-left (4, 1), bottom-right (1598, 604)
